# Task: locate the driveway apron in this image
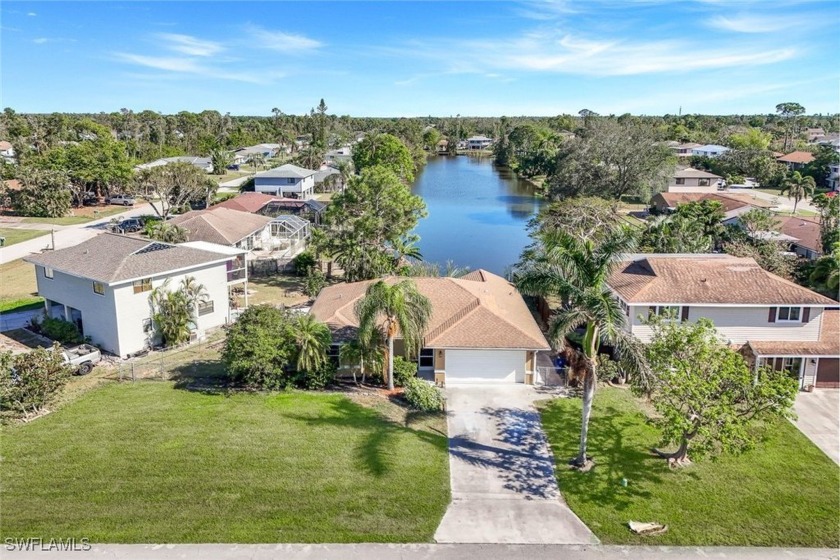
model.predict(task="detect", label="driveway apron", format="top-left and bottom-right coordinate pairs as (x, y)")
top-left (434, 385), bottom-right (597, 544)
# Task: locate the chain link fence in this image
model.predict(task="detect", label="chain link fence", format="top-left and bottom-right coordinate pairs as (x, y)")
top-left (111, 338), bottom-right (226, 382)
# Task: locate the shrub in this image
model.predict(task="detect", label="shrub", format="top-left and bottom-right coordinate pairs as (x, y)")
top-left (33, 316), bottom-right (83, 344)
top-left (403, 377), bottom-right (445, 412)
top-left (392, 356), bottom-right (417, 387)
top-left (0, 344), bottom-right (72, 420)
top-left (222, 305), bottom-right (298, 390)
top-left (292, 251), bottom-right (317, 276)
top-left (299, 362), bottom-right (336, 390)
top-left (303, 268), bottom-right (326, 297)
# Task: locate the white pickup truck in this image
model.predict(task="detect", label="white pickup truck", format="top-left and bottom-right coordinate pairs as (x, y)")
top-left (63, 344), bottom-right (101, 375)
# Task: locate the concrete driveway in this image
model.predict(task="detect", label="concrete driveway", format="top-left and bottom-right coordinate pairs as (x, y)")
top-left (793, 390), bottom-right (839, 465)
top-left (434, 385), bottom-right (596, 544)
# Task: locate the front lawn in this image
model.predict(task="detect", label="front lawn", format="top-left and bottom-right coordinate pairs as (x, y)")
top-left (0, 383), bottom-right (450, 543)
top-left (0, 227), bottom-right (48, 246)
top-left (0, 259), bottom-right (41, 314)
top-left (539, 387), bottom-right (840, 547)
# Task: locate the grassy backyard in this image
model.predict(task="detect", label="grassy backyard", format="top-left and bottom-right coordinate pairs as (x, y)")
top-left (0, 381), bottom-right (450, 543)
top-left (540, 387), bottom-right (840, 547)
top-left (0, 259), bottom-right (41, 314)
top-left (0, 227), bottom-right (48, 246)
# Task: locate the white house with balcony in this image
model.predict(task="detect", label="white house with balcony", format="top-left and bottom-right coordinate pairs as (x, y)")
top-left (607, 253), bottom-right (839, 390)
top-left (254, 164), bottom-right (317, 199)
top-left (24, 234), bottom-right (244, 358)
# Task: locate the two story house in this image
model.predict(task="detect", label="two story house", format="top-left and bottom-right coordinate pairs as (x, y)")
top-left (667, 168), bottom-right (725, 193)
top-left (607, 254), bottom-right (838, 389)
top-left (776, 151), bottom-right (815, 171)
top-left (24, 234), bottom-right (245, 358)
top-left (254, 164), bottom-right (317, 199)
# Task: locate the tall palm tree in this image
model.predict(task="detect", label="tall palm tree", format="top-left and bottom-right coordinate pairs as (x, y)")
top-left (292, 314), bottom-right (332, 373)
top-left (354, 279), bottom-right (432, 390)
top-left (249, 153), bottom-right (267, 174)
top-left (516, 228), bottom-right (648, 468)
top-left (389, 234), bottom-right (423, 269)
top-left (781, 171), bottom-right (816, 215)
top-left (209, 147), bottom-right (233, 175)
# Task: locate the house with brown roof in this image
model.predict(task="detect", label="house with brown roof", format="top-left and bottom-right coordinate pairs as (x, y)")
top-left (667, 168), bottom-right (725, 194)
top-left (24, 234), bottom-right (245, 358)
top-left (650, 192), bottom-right (773, 222)
top-left (310, 270), bottom-right (550, 385)
top-left (777, 151), bottom-right (815, 171)
top-left (607, 254), bottom-right (838, 389)
top-left (214, 192), bottom-right (327, 224)
top-left (776, 216), bottom-right (823, 260)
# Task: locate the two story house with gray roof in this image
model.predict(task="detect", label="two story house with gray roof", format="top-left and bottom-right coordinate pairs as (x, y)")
top-left (254, 164), bottom-right (317, 199)
top-left (24, 234), bottom-right (244, 358)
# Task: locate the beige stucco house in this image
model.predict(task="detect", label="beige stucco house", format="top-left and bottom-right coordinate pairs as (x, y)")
top-left (667, 168), bottom-right (725, 194)
top-left (310, 270), bottom-right (550, 385)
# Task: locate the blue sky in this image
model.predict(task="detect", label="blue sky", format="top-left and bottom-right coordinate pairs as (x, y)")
top-left (2, 1), bottom-right (838, 116)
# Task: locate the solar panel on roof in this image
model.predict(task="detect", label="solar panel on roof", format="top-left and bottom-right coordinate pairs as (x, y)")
top-left (134, 242), bottom-right (174, 255)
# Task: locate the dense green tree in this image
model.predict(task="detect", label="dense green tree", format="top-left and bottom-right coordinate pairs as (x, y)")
top-left (808, 243), bottom-right (840, 298)
top-left (548, 119), bottom-right (672, 200)
top-left (11, 166), bottom-right (72, 217)
top-left (812, 193), bottom-right (840, 252)
top-left (803, 144), bottom-right (840, 187)
top-left (736, 207), bottom-right (781, 237)
top-left (526, 196), bottom-right (626, 249)
top-left (222, 305), bottom-right (298, 390)
top-left (0, 344), bottom-right (72, 420)
top-left (641, 214), bottom-right (713, 253)
top-left (354, 279), bottom-right (432, 390)
top-left (516, 228), bottom-right (649, 469)
top-left (775, 102), bottom-right (806, 152)
top-left (133, 162), bottom-right (216, 220)
top-left (644, 316), bottom-right (798, 465)
top-left (315, 165), bottom-right (427, 281)
top-left (148, 222), bottom-right (189, 243)
top-left (352, 133), bottom-right (416, 182)
top-left (728, 128), bottom-right (772, 151)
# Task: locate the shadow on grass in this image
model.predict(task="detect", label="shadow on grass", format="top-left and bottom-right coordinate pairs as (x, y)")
top-left (548, 403), bottom-right (674, 511)
top-left (286, 397), bottom-right (448, 477)
top-left (168, 360), bottom-right (233, 395)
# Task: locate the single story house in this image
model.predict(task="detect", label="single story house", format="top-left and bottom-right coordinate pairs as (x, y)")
top-left (651, 192), bottom-right (772, 223)
top-left (233, 143), bottom-right (284, 165)
top-left (777, 151), bottom-right (815, 171)
top-left (214, 192), bottom-right (326, 224)
top-left (691, 144), bottom-right (731, 158)
top-left (254, 164), bottom-right (317, 199)
top-left (135, 156), bottom-right (213, 173)
top-left (606, 253), bottom-right (838, 389)
top-left (325, 146), bottom-right (352, 163)
top-left (667, 168), bottom-right (725, 193)
top-left (24, 234), bottom-right (242, 358)
top-left (169, 207), bottom-right (274, 252)
top-left (314, 167), bottom-right (342, 190)
top-left (310, 269), bottom-right (550, 385)
top-left (668, 142), bottom-right (702, 158)
top-left (775, 216), bottom-right (823, 260)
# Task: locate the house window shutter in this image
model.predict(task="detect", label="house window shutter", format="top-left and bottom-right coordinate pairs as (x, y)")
top-left (768, 307), bottom-right (777, 323)
top-left (802, 307), bottom-right (811, 323)
top-left (681, 306), bottom-right (689, 322)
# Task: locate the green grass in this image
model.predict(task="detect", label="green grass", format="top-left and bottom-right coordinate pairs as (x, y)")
top-left (0, 383), bottom-right (450, 543)
top-left (0, 228), bottom-right (48, 246)
top-left (0, 259), bottom-right (41, 313)
top-left (22, 207), bottom-right (126, 225)
top-left (539, 387), bottom-right (840, 547)
top-left (0, 298), bottom-right (43, 315)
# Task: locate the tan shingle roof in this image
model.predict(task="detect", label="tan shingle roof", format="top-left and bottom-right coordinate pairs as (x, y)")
top-left (777, 151), bottom-right (815, 164)
top-left (169, 207), bottom-right (272, 245)
top-left (608, 254), bottom-right (836, 305)
top-left (24, 233), bottom-right (231, 284)
top-left (674, 168), bottom-right (723, 179)
top-left (777, 216), bottom-right (822, 254)
top-left (749, 310), bottom-right (839, 356)
top-left (309, 270), bottom-right (549, 349)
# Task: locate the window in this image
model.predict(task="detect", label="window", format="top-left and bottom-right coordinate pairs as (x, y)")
top-left (648, 305), bottom-right (681, 321)
top-left (92, 281), bottom-right (105, 295)
top-left (286, 178), bottom-right (296, 184)
top-left (619, 299), bottom-right (629, 316)
top-left (675, 178), bottom-right (685, 185)
top-left (698, 178), bottom-right (710, 186)
top-left (43, 267), bottom-right (53, 279)
top-left (133, 278), bottom-right (152, 294)
top-left (197, 300), bottom-right (214, 316)
top-left (777, 306), bottom-right (802, 322)
top-left (419, 348), bottom-right (434, 368)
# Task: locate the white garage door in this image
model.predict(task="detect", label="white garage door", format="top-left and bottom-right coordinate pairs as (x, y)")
top-left (446, 350), bottom-right (525, 384)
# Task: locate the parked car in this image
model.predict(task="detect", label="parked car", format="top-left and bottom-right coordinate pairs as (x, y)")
top-left (106, 194), bottom-right (136, 206)
top-left (62, 344), bottom-right (101, 375)
top-left (226, 164), bottom-right (240, 171)
top-left (82, 191), bottom-right (99, 205)
top-left (113, 218), bottom-right (144, 233)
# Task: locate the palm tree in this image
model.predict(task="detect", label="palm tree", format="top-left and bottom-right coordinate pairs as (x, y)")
top-left (148, 222), bottom-right (189, 243)
top-left (209, 147), bottom-right (233, 175)
top-left (335, 159), bottom-right (354, 191)
top-left (148, 276), bottom-right (208, 347)
top-left (249, 153), bottom-right (266, 174)
top-left (292, 314), bottom-right (332, 373)
top-left (339, 335), bottom-right (384, 385)
top-left (389, 235), bottom-right (423, 269)
top-left (354, 279), bottom-right (432, 390)
top-left (781, 171), bottom-right (816, 215)
top-left (516, 228), bottom-right (648, 469)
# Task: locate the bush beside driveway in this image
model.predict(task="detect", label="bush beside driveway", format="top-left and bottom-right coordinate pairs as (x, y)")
top-left (0, 383), bottom-right (450, 543)
top-left (539, 387), bottom-right (840, 547)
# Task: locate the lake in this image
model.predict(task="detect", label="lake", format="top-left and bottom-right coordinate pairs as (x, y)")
top-left (410, 155), bottom-right (544, 276)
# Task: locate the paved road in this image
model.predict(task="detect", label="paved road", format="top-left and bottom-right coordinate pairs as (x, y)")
top-left (727, 188), bottom-right (819, 213)
top-left (793, 389), bottom-right (840, 464)
top-left (3, 543), bottom-right (836, 559)
top-left (434, 385), bottom-right (596, 544)
top-left (0, 203), bottom-right (153, 264)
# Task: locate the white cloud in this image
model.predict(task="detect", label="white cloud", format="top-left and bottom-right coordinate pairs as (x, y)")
top-left (157, 33), bottom-right (224, 56)
top-left (114, 53), bottom-right (203, 73)
top-left (33, 37), bottom-right (50, 44)
top-left (244, 25), bottom-right (322, 52)
top-left (114, 52), bottom-right (277, 84)
top-left (27, 12), bottom-right (36, 16)
top-left (708, 14), bottom-right (797, 33)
